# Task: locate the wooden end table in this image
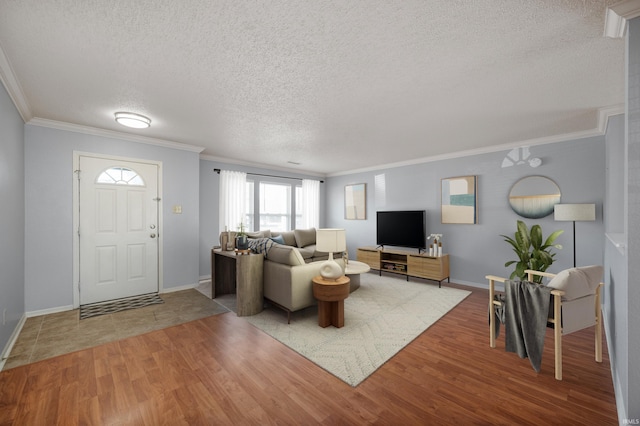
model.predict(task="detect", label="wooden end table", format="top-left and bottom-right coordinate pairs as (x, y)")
top-left (312, 275), bottom-right (350, 328)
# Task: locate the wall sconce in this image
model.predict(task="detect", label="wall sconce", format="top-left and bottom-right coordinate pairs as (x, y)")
top-left (502, 147), bottom-right (542, 168)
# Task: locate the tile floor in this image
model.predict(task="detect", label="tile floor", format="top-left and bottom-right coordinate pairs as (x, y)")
top-left (2, 282), bottom-right (231, 371)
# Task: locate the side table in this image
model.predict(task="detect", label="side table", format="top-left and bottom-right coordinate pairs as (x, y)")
top-left (210, 248), bottom-right (264, 316)
top-left (312, 275), bottom-right (350, 328)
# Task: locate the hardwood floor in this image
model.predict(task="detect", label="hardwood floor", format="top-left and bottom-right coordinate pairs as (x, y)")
top-left (0, 283), bottom-right (618, 425)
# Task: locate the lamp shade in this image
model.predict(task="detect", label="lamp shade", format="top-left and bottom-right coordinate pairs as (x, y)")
top-left (316, 228), bottom-right (347, 253)
top-left (554, 204), bottom-right (596, 221)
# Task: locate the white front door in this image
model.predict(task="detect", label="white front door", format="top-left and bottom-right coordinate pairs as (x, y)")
top-left (79, 155), bottom-right (159, 305)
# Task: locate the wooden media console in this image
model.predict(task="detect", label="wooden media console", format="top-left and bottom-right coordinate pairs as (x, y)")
top-left (356, 246), bottom-right (450, 287)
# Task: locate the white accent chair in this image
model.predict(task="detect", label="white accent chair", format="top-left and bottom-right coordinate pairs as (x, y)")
top-left (486, 266), bottom-right (603, 380)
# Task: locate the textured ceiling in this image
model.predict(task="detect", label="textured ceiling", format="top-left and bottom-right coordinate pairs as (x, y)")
top-left (0, 0), bottom-right (625, 175)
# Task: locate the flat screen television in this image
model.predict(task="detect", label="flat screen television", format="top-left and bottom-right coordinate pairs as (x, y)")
top-left (376, 210), bottom-right (426, 250)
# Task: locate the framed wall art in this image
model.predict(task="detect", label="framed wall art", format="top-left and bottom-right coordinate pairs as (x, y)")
top-left (441, 175), bottom-right (478, 224)
top-left (345, 183), bottom-right (366, 220)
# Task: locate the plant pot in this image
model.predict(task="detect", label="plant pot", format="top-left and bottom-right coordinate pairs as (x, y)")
top-left (236, 235), bottom-right (249, 250)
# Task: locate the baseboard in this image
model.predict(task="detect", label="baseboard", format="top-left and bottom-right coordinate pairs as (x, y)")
top-left (199, 274), bottom-right (212, 282)
top-left (26, 305), bottom-right (74, 318)
top-left (0, 313), bottom-right (27, 371)
top-left (448, 278), bottom-right (502, 291)
top-left (160, 283), bottom-right (198, 294)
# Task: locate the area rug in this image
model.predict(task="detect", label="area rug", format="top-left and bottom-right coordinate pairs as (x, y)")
top-left (79, 292), bottom-right (164, 319)
top-left (244, 274), bottom-right (470, 386)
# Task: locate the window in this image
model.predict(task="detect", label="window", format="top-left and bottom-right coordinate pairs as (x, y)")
top-left (96, 167), bottom-right (144, 186)
top-left (244, 179), bottom-right (302, 232)
top-left (244, 181), bottom-right (255, 231)
top-left (260, 182), bottom-right (291, 231)
top-left (295, 186), bottom-right (302, 228)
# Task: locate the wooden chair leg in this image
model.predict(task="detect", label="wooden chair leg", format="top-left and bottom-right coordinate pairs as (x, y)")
top-left (554, 293), bottom-right (562, 380)
top-left (595, 283), bottom-right (603, 363)
top-left (489, 279), bottom-right (496, 348)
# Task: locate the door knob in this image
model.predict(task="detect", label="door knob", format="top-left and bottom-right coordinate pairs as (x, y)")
top-left (150, 233), bottom-right (156, 238)
top-left (150, 224), bottom-right (156, 229)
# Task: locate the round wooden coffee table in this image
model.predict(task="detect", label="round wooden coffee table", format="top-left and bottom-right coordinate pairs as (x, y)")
top-left (345, 260), bottom-right (370, 292)
top-left (312, 275), bottom-right (350, 328)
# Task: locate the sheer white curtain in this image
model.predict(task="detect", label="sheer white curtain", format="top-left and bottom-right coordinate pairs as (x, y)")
top-left (301, 179), bottom-right (320, 229)
top-left (219, 170), bottom-right (247, 233)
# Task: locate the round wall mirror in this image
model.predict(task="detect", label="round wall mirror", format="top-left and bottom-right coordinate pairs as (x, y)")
top-left (508, 176), bottom-right (561, 219)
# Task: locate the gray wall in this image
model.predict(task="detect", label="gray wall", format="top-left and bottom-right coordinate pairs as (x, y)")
top-left (198, 158), bottom-right (325, 277)
top-left (602, 17), bottom-right (640, 422)
top-left (24, 125), bottom-right (200, 312)
top-left (627, 17), bottom-right (640, 421)
top-left (608, 16), bottom-right (640, 422)
top-left (0, 82), bottom-right (25, 353)
top-left (325, 136), bottom-right (606, 286)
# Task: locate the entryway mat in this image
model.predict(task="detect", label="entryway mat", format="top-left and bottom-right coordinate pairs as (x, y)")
top-left (80, 293), bottom-right (164, 320)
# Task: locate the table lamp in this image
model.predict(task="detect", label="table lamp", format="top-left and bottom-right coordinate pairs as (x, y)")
top-left (554, 203), bottom-right (596, 267)
top-left (316, 228), bottom-right (346, 280)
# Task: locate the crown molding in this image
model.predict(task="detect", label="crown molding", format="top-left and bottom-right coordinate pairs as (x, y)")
top-left (604, 0), bottom-right (640, 38)
top-left (327, 105), bottom-right (624, 177)
top-left (0, 41), bottom-right (32, 122)
top-left (28, 117), bottom-right (205, 153)
top-left (199, 153), bottom-right (326, 178)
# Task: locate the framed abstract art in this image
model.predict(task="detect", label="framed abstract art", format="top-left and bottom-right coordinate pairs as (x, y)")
top-left (441, 176), bottom-right (478, 224)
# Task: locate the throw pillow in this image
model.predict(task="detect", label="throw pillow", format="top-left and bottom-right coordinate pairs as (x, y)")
top-left (246, 230), bottom-right (272, 239)
top-left (270, 234), bottom-right (285, 244)
top-left (247, 238), bottom-right (276, 255)
top-left (547, 265), bottom-right (603, 301)
top-left (294, 227), bottom-right (316, 248)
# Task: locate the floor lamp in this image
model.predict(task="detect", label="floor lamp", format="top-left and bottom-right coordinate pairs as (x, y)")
top-left (554, 203), bottom-right (596, 267)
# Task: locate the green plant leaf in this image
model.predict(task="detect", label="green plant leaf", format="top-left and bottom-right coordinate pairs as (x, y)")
top-left (503, 220), bottom-right (562, 281)
top-left (543, 230), bottom-right (564, 247)
top-left (530, 225), bottom-right (542, 249)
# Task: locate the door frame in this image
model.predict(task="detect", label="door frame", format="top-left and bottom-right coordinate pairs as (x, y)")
top-left (72, 151), bottom-right (164, 308)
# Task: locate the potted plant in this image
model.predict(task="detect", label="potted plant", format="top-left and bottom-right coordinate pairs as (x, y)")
top-left (236, 221), bottom-right (249, 250)
top-left (502, 220), bottom-right (563, 283)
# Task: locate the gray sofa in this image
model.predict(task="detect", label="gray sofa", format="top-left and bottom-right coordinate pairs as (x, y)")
top-left (246, 228), bottom-right (344, 322)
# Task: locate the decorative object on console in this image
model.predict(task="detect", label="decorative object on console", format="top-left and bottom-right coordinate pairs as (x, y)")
top-left (236, 221), bottom-right (249, 250)
top-left (220, 228), bottom-right (228, 251)
top-left (427, 233), bottom-right (443, 257)
top-left (441, 176), bottom-right (478, 224)
top-left (501, 220), bottom-right (563, 283)
top-left (554, 203), bottom-right (596, 267)
top-left (508, 175), bottom-right (561, 219)
top-left (316, 228), bottom-right (347, 280)
top-left (345, 183), bottom-right (366, 220)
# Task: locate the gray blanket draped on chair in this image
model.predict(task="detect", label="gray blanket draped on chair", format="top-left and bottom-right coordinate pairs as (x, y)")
top-left (493, 280), bottom-right (551, 372)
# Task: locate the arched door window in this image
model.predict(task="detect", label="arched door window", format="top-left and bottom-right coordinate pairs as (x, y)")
top-left (96, 167), bottom-right (145, 186)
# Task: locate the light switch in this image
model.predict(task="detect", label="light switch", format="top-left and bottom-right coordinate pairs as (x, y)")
top-left (173, 205), bottom-right (182, 214)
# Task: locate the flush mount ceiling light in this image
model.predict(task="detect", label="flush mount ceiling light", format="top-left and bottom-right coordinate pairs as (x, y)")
top-left (114, 112), bottom-right (151, 129)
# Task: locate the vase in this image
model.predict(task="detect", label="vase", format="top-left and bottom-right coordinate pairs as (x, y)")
top-left (236, 235), bottom-right (249, 250)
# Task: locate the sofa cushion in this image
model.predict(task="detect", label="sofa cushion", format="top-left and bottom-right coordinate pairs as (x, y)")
top-left (247, 238), bottom-right (276, 255)
top-left (266, 244), bottom-right (306, 266)
top-left (272, 231), bottom-right (296, 246)
top-left (246, 230), bottom-right (272, 239)
top-left (547, 265), bottom-right (603, 301)
top-left (270, 234), bottom-right (285, 245)
top-left (294, 227), bottom-right (316, 248)
top-left (296, 245), bottom-right (316, 260)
